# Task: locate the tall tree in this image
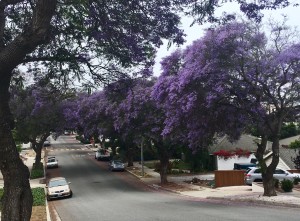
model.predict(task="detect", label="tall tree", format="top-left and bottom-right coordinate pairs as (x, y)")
top-left (113, 79), bottom-right (177, 184)
top-left (153, 20), bottom-right (300, 196)
top-left (10, 80), bottom-right (65, 164)
top-left (0, 1), bottom-right (195, 220)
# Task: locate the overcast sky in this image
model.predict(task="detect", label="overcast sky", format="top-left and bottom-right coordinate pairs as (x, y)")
top-left (153, 2), bottom-right (300, 76)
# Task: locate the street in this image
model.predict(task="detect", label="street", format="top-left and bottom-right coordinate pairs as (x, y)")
top-left (47, 136), bottom-right (300, 221)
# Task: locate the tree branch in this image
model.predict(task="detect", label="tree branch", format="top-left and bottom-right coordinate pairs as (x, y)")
top-left (0, 0), bottom-right (57, 73)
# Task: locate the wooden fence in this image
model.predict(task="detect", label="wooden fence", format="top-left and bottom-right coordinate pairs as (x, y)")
top-left (288, 169), bottom-right (300, 174)
top-left (214, 170), bottom-right (245, 188)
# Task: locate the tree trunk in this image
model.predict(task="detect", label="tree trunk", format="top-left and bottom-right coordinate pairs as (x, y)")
top-left (0, 77), bottom-right (33, 221)
top-left (159, 154), bottom-right (169, 185)
top-left (262, 170), bottom-right (277, 196)
top-left (256, 124), bottom-right (281, 196)
top-left (34, 145), bottom-right (42, 165)
top-left (156, 141), bottom-right (169, 185)
top-left (0, 1), bottom-right (56, 220)
top-left (127, 146), bottom-right (134, 167)
top-left (34, 133), bottom-right (50, 165)
top-left (262, 135), bottom-right (280, 196)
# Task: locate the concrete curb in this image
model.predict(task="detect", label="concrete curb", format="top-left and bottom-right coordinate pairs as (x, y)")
top-left (126, 165), bottom-right (300, 209)
top-left (207, 196), bottom-right (300, 208)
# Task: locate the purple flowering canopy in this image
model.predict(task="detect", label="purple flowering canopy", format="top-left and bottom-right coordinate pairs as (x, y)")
top-left (62, 91), bottom-right (113, 139)
top-left (9, 80), bottom-right (66, 163)
top-left (153, 20), bottom-right (300, 195)
top-left (112, 79), bottom-right (165, 143)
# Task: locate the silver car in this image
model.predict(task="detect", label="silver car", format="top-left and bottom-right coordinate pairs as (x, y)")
top-left (109, 160), bottom-right (125, 171)
top-left (245, 167), bottom-right (300, 185)
top-left (46, 157), bottom-right (58, 168)
top-left (46, 177), bottom-right (72, 200)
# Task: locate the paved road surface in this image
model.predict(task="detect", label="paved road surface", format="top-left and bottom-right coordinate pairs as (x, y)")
top-left (47, 135), bottom-right (300, 221)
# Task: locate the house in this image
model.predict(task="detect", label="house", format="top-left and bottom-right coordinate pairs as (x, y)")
top-left (277, 135), bottom-right (299, 170)
top-left (209, 132), bottom-right (300, 172)
top-left (210, 134), bottom-right (272, 170)
top-left (261, 135), bottom-right (300, 170)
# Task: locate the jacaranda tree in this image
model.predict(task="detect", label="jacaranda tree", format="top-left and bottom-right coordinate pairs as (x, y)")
top-left (113, 78), bottom-right (180, 184)
top-left (10, 79), bottom-right (65, 165)
top-left (153, 20), bottom-right (300, 196)
top-left (0, 1), bottom-right (200, 220)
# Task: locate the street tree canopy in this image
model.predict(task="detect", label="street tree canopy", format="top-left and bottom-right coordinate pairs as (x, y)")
top-left (10, 79), bottom-right (66, 163)
top-left (152, 20), bottom-right (300, 196)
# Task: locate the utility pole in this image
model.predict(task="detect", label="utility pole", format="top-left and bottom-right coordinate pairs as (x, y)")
top-left (141, 138), bottom-right (145, 177)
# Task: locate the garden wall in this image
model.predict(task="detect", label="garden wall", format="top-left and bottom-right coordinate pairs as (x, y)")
top-left (216, 154), bottom-right (256, 170)
top-left (214, 170), bottom-right (245, 187)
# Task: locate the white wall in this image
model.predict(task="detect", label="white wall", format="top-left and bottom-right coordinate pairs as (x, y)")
top-left (216, 154), bottom-right (256, 170)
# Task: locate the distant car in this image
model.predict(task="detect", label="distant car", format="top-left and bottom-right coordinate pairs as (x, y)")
top-left (64, 130), bottom-right (70, 135)
top-left (46, 157), bottom-right (58, 168)
top-left (245, 167), bottom-right (300, 185)
top-left (47, 156), bottom-right (56, 160)
top-left (43, 140), bottom-right (51, 147)
top-left (109, 160), bottom-right (125, 171)
top-left (95, 149), bottom-right (111, 161)
top-left (46, 177), bottom-right (72, 201)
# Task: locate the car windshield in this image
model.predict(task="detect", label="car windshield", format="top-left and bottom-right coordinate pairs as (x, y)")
top-left (49, 179), bottom-right (67, 187)
top-left (245, 168), bottom-right (253, 174)
top-left (113, 161), bottom-right (123, 164)
top-left (48, 159), bottom-right (56, 162)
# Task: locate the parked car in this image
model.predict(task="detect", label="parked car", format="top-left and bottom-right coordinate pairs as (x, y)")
top-left (64, 130), bottom-right (70, 135)
top-left (43, 139), bottom-right (51, 147)
top-left (109, 160), bottom-right (125, 171)
top-left (46, 157), bottom-right (58, 168)
top-left (234, 163), bottom-right (256, 170)
top-left (95, 149), bottom-right (111, 161)
top-left (46, 177), bottom-right (72, 201)
top-left (245, 167), bottom-right (300, 185)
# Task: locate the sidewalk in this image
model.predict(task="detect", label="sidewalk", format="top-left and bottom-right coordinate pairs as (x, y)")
top-left (0, 149), bottom-right (50, 221)
top-left (127, 162), bottom-right (300, 208)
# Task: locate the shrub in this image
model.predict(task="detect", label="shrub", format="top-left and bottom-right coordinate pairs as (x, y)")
top-left (274, 179), bottom-right (279, 188)
top-left (75, 135), bottom-right (90, 144)
top-left (0, 188), bottom-right (3, 211)
top-left (30, 162), bottom-right (44, 179)
top-left (32, 187), bottom-right (46, 206)
top-left (16, 144), bottom-right (22, 153)
top-left (191, 177), bottom-right (200, 183)
top-left (294, 177), bottom-right (300, 185)
top-left (154, 162), bottom-right (172, 173)
top-left (281, 179), bottom-right (294, 192)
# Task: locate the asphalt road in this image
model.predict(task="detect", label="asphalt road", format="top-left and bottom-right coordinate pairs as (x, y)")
top-left (47, 135), bottom-right (300, 221)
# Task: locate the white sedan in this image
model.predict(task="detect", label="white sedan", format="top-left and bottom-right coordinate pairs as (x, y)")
top-left (46, 177), bottom-right (72, 200)
top-left (46, 157), bottom-right (58, 168)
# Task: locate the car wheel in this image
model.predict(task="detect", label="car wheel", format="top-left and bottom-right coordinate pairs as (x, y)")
top-left (69, 191), bottom-right (73, 198)
top-left (47, 196), bottom-right (51, 201)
